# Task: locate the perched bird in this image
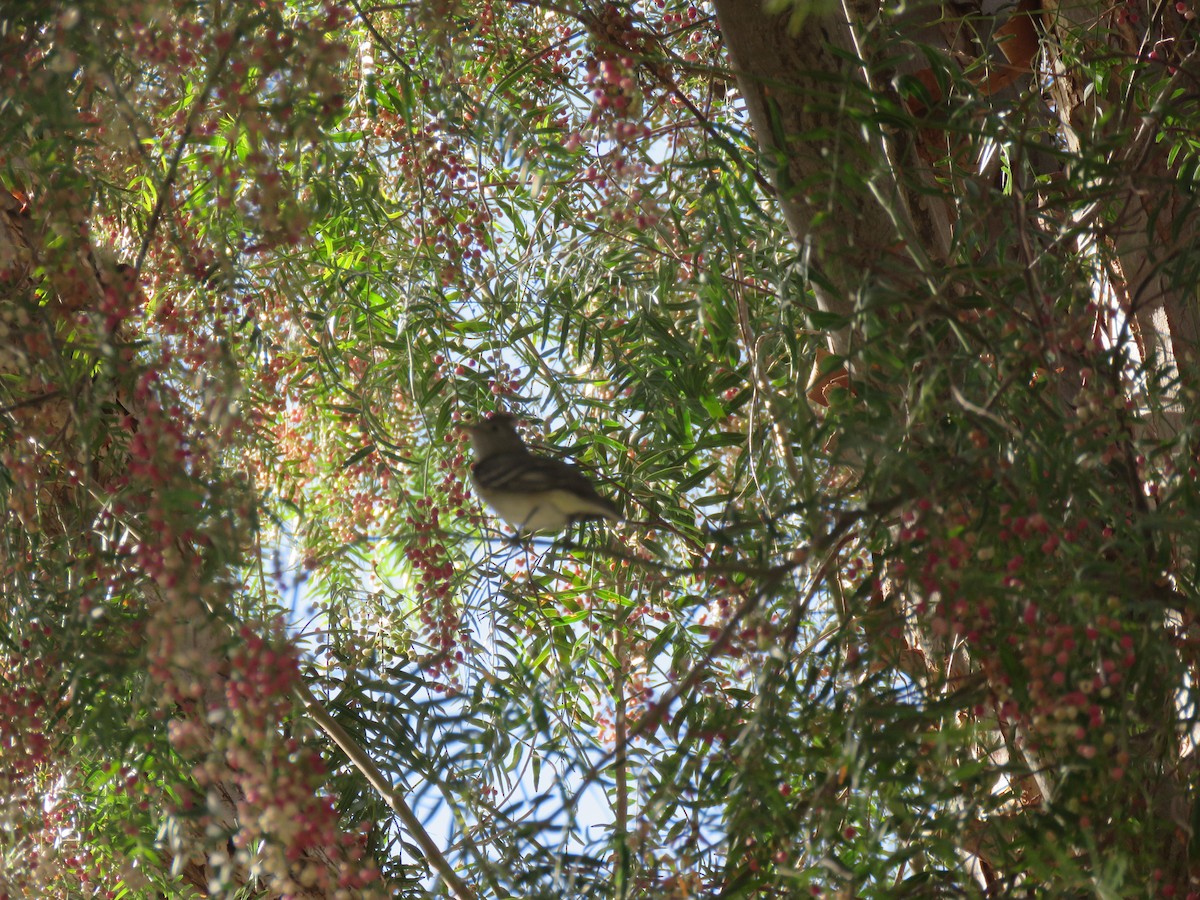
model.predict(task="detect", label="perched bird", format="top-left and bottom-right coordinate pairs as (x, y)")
top-left (460, 413), bottom-right (621, 534)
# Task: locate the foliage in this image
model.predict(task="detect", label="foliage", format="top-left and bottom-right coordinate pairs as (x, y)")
top-left (2, 0), bottom-right (1200, 897)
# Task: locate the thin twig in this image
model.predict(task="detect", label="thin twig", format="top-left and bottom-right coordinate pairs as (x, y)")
top-left (295, 684), bottom-right (479, 900)
top-left (566, 538), bottom-right (847, 811)
top-left (135, 16), bottom-right (247, 273)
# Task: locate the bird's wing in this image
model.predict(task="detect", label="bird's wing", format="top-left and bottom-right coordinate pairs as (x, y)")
top-left (472, 452), bottom-right (581, 492)
top-left (473, 452), bottom-right (619, 516)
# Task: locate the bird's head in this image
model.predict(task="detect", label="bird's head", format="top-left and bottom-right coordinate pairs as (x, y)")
top-left (458, 413), bottom-right (527, 457)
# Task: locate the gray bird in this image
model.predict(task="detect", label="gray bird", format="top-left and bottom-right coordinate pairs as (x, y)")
top-left (460, 413), bottom-right (621, 534)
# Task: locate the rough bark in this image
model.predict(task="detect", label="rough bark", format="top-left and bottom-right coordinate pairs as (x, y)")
top-left (712, 0), bottom-right (937, 377)
top-left (1042, 0), bottom-right (1200, 437)
top-left (715, 0), bottom-right (1197, 888)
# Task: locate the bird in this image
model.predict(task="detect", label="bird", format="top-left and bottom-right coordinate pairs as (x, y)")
top-left (460, 413), bottom-right (621, 534)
